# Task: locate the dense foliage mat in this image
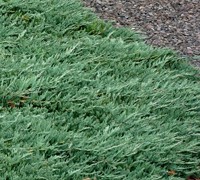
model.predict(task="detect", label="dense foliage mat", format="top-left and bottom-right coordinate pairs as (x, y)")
top-left (0, 0), bottom-right (200, 179)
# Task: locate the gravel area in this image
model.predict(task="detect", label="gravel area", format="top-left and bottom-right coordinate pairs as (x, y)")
top-left (82, 0), bottom-right (200, 67)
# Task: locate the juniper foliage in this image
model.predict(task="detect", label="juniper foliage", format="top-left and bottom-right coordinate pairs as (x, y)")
top-left (0, 0), bottom-right (200, 179)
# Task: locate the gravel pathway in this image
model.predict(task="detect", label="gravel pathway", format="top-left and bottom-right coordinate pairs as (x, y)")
top-left (82, 0), bottom-right (200, 67)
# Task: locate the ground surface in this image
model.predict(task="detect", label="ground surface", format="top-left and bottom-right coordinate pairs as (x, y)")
top-left (82, 0), bottom-right (200, 66)
top-left (0, 0), bottom-right (200, 179)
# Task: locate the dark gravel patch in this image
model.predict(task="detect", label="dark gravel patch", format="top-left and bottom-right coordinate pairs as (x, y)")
top-left (82, 0), bottom-right (200, 67)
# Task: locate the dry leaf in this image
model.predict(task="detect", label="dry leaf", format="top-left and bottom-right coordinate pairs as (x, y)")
top-left (7, 101), bottom-right (15, 108)
top-left (168, 170), bottom-right (176, 176)
top-left (187, 176), bottom-right (200, 180)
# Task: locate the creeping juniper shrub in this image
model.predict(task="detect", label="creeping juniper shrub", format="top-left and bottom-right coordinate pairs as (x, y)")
top-left (0, 0), bottom-right (200, 179)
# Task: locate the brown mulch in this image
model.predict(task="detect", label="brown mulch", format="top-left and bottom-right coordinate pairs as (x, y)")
top-left (82, 0), bottom-right (200, 67)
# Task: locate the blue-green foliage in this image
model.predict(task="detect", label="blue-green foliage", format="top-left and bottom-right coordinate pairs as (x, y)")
top-left (0, 0), bottom-right (200, 179)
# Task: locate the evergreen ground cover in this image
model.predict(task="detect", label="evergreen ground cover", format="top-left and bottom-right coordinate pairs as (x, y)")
top-left (0, 0), bottom-right (200, 179)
